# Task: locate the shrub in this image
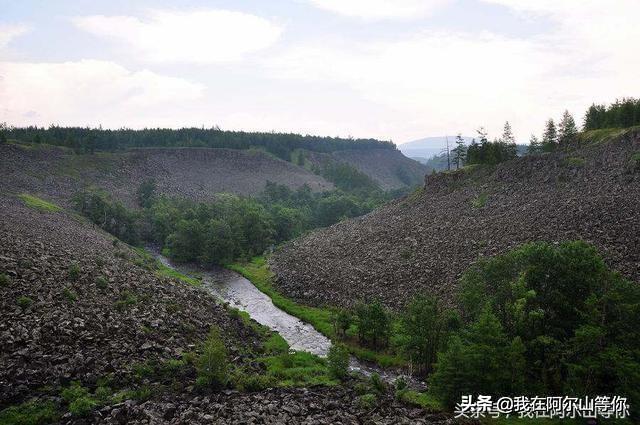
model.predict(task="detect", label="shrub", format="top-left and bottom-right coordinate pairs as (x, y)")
top-left (471, 193), bottom-right (487, 208)
top-left (114, 291), bottom-right (138, 311)
top-left (17, 296), bottom-right (33, 309)
top-left (394, 376), bottom-right (407, 392)
top-left (327, 344), bottom-right (350, 380)
top-left (369, 373), bottom-right (386, 395)
top-left (196, 326), bottom-right (228, 389)
top-left (0, 273), bottom-right (10, 287)
top-left (95, 276), bottom-right (108, 289)
top-left (67, 263), bottom-right (80, 281)
top-left (357, 393), bottom-right (377, 410)
top-left (62, 287), bottom-right (77, 302)
top-left (333, 309), bottom-right (352, 337)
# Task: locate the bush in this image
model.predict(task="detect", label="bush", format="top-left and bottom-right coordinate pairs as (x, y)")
top-left (62, 287), bottom-right (77, 302)
top-left (67, 263), bottom-right (81, 281)
top-left (0, 273), bottom-right (10, 287)
top-left (95, 276), bottom-right (108, 289)
top-left (196, 326), bottom-right (228, 389)
top-left (327, 344), bottom-right (350, 380)
top-left (357, 393), bottom-right (377, 410)
top-left (369, 373), bottom-right (386, 394)
top-left (61, 382), bottom-right (97, 417)
top-left (17, 296), bottom-right (33, 309)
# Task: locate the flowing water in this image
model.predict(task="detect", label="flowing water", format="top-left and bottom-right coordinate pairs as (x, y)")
top-left (152, 250), bottom-right (425, 389)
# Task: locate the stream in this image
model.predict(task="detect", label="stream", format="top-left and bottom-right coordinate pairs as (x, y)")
top-left (152, 250), bottom-right (425, 389)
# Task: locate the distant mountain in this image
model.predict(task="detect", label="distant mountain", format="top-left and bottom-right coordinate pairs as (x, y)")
top-left (398, 136), bottom-right (475, 160)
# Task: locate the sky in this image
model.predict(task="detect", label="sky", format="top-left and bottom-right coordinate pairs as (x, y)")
top-left (1, 0), bottom-right (638, 145)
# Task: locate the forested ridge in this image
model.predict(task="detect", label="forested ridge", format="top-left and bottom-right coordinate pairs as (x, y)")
top-left (1, 125), bottom-right (395, 160)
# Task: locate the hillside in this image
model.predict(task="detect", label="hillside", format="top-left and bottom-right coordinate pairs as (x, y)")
top-left (0, 143), bottom-right (333, 207)
top-left (270, 128), bottom-right (640, 309)
top-left (303, 148), bottom-right (427, 190)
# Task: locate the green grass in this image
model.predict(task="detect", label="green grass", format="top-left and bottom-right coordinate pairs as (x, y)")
top-left (228, 257), bottom-right (405, 368)
top-left (564, 156), bottom-right (586, 167)
top-left (577, 126), bottom-right (640, 145)
top-left (261, 351), bottom-right (337, 387)
top-left (0, 400), bottom-right (60, 425)
top-left (18, 194), bottom-right (62, 213)
top-left (397, 390), bottom-right (443, 412)
top-left (156, 262), bottom-right (201, 286)
top-left (472, 193), bottom-right (488, 208)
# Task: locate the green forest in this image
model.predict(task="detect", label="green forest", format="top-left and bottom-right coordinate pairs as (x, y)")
top-left (74, 178), bottom-right (406, 266)
top-left (0, 125), bottom-right (395, 160)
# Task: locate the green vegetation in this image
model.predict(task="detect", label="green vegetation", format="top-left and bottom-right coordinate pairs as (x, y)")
top-left (427, 241), bottom-right (640, 418)
top-left (61, 382), bottom-right (97, 416)
top-left (357, 393), bottom-right (378, 409)
top-left (73, 190), bottom-right (139, 245)
top-left (155, 261), bottom-right (201, 286)
top-left (0, 400), bottom-right (59, 425)
top-left (67, 263), bottom-right (80, 281)
top-left (62, 287), bottom-right (77, 302)
top-left (95, 275), bottom-right (108, 289)
top-left (327, 344), bottom-right (350, 380)
top-left (466, 125), bottom-right (517, 166)
top-left (0, 273), bottom-right (10, 287)
top-left (114, 291), bottom-right (138, 311)
top-left (17, 295), bottom-right (33, 309)
top-left (261, 351), bottom-right (337, 387)
top-left (584, 98), bottom-right (640, 130)
top-left (195, 326), bottom-right (229, 389)
top-left (396, 390), bottom-right (443, 412)
top-left (6, 125), bottom-right (394, 159)
top-left (471, 193), bottom-right (488, 208)
top-left (264, 333), bottom-right (289, 355)
top-left (564, 156), bottom-right (585, 167)
top-left (18, 193), bottom-right (62, 213)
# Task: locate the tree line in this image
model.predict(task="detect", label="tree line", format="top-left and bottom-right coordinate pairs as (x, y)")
top-left (584, 97), bottom-right (640, 130)
top-left (0, 125), bottom-right (395, 160)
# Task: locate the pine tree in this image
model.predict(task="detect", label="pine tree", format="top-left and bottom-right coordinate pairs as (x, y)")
top-left (542, 119), bottom-right (557, 152)
top-left (527, 134), bottom-right (542, 154)
top-left (501, 121), bottom-right (517, 159)
top-left (452, 134), bottom-right (467, 170)
top-left (558, 110), bottom-right (578, 144)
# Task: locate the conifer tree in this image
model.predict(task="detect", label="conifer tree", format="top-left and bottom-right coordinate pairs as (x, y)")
top-left (452, 134), bottom-right (467, 169)
top-left (558, 110), bottom-right (578, 144)
top-left (527, 134), bottom-right (542, 154)
top-left (542, 119), bottom-right (557, 151)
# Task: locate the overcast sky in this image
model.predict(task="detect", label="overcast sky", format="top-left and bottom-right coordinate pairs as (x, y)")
top-left (1, 0), bottom-right (638, 144)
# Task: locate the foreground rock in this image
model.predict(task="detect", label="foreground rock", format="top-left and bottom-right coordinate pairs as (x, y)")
top-left (271, 130), bottom-right (640, 309)
top-left (73, 387), bottom-right (453, 425)
top-left (0, 195), bottom-right (261, 405)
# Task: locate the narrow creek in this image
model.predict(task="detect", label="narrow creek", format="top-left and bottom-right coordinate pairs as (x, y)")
top-left (151, 250), bottom-right (425, 389)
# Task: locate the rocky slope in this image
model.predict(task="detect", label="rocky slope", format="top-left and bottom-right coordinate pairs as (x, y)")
top-left (0, 144), bottom-right (333, 207)
top-left (271, 129), bottom-right (640, 309)
top-left (0, 194), bottom-right (262, 406)
top-left (304, 148), bottom-right (427, 190)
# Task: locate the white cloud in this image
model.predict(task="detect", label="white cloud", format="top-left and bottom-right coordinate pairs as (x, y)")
top-left (72, 9), bottom-right (283, 63)
top-left (0, 24), bottom-right (30, 50)
top-left (307, 0), bottom-right (451, 20)
top-left (0, 60), bottom-right (204, 126)
top-left (265, 1), bottom-right (640, 142)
